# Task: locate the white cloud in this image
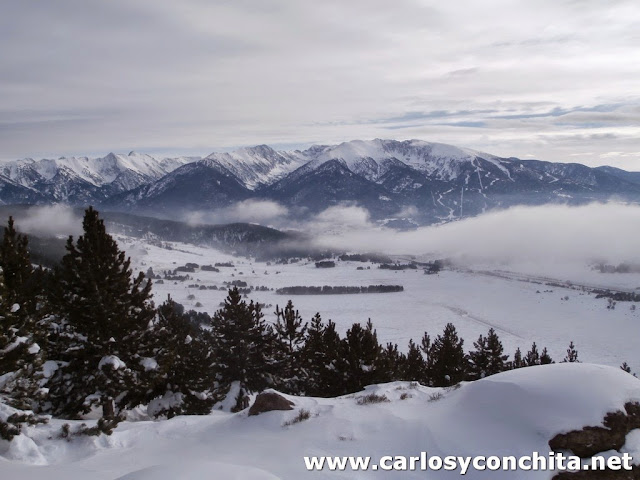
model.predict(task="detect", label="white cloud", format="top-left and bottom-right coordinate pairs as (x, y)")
top-left (186, 200), bottom-right (289, 226)
top-left (311, 202), bottom-right (640, 266)
top-left (15, 205), bottom-right (82, 238)
top-left (311, 205), bottom-right (371, 230)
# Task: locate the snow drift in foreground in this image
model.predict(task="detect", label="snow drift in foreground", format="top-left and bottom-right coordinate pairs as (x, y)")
top-left (1, 364), bottom-right (639, 479)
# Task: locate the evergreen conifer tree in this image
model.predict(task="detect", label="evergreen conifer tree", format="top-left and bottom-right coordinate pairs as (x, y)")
top-left (402, 339), bottom-right (427, 382)
top-left (210, 288), bottom-right (275, 408)
top-left (46, 207), bottom-right (155, 419)
top-left (379, 342), bottom-right (402, 382)
top-left (342, 320), bottom-right (382, 392)
top-left (523, 342), bottom-right (540, 366)
top-left (317, 319), bottom-right (346, 397)
top-left (146, 296), bottom-right (217, 417)
top-left (428, 323), bottom-right (466, 386)
top-left (420, 331), bottom-right (435, 385)
top-left (620, 362), bottom-right (636, 376)
top-left (485, 328), bottom-right (508, 376)
top-left (301, 312), bottom-right (346, 396)
top-left (562, 341), bottom-right (579, 363)
top-left (511, 347), bottom-right (524, 369)
top-left (540, 347), bottom-right (554, 365)
top-left (273, 300), bottom-right (308, 394)
top-left (0, 217), bottom-right (46, 410)
top-left (468, 333), bottom-right (490, 380)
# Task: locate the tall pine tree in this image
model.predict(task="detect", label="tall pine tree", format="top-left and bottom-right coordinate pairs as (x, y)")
top-left (0, 217), bottom-right (46, 410)
top-left (402, 339), bottom-right (427, 383)
top-left (341, 320), bottom-right (383, 392)
top-left (273, 300), bottom-right (308, 394)
top-left (428, 323), bottom-right (467, 386)
top-left (485, 328), bottom-right (508, 376)
top-left (302, 317), bottom-right (345, 397)
top-left (210, 287), bottom-right (275, 409)
top-left (467, 333), bottom-right (490, 380)
top-left (146, 296), bottom-right (217, 417)
top-left (46, 207), bottom-right (155, 419)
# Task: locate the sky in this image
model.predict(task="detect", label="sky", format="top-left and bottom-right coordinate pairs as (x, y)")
top-left (1, 0), bottom-right (640, 168)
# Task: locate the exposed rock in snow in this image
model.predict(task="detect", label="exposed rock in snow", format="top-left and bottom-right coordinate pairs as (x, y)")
top-left (248, 391), bottom-right (294, 416)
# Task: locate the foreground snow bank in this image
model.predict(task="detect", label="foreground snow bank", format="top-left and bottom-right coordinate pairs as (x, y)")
top-left (1, 363), bottom-right (639, 479)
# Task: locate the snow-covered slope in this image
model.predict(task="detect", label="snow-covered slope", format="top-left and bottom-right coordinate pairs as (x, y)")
top-left (203, 145), bottom-right (309, 190)
top-left (1, 364), bottom-right (639, 479)
top-left (306, 139), bottom-right (508, 182)
top-left (0, 152), bottom-right (196, 203)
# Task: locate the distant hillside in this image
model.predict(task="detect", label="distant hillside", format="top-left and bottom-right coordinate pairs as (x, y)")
top-left (0, 206), bottom-right (311, 262)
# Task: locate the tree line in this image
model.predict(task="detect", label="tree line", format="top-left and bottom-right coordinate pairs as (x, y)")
top-left (0, 207), bottom-right (605, 439)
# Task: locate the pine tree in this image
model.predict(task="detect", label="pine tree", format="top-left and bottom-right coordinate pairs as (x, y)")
top-left (0, 217), bottom-right (46, 410)
top-left (420, 331), bottom-right (435, 385)
top-left (210, 288), bottom-right (275, 408)
top-left (46, 207), bottom-right (155, 419)
top-left (468, 333), bottom-right (489, 380)
top-left (511, 347), bottom-right (524, 369)
top-left (1, 217), bottom-right (36, 305)
top-left (540, 347), bottom-right (554, 365)
top-left (301, 313), bottom-right (326, 396)
top-left (146, 297), bottom-right (217, 417)
top-left (301, 312), bottom-right (347, 397)
top-left (318, 319), bottom-right (346, 397)
top-left (380, 342), bottom-right (403, 381)
top-left (273, 300), bottom-right (308, 394)
top-left (523, 342), bottom-right (540, 366)
top-left (562, 341), bottom-right (579, 363)
top-left (429, 323), bottom-right (466, 386)
top-left (402, 339), bottom-right (427, 382)
top-left (485, 328), bottom-right (508, 376)
top-left (620, 362), bottom-right (636, 377)
top-left (342, 319), bottom-right (382, 392)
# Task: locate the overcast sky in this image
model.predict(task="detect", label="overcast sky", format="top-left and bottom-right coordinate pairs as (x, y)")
top-left (2, 0), bottom-right (639, 168)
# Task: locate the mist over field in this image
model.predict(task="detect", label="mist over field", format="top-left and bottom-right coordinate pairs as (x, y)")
top-left (11, 201), bottom-right (640, 271)
top-left (13, 204), bottom-right (83, 238)
top-left (184, 199), bottom-right (640, 269)
top-left (309, 202), bottom-right (640, 266)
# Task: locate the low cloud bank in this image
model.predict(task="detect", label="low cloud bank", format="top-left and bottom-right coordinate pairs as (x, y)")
top-left (309, 202), bottom-right (640, 266)
top-left (14, 201), bottom-right (639, 269)
top-left (186, 200), bottom-right (290, 226)
top-left (183, 200), bottom-right (640, 266)
top-left (15, 205), bottom-right (83, 238)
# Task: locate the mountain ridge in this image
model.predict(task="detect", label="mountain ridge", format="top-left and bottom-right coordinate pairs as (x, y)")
top-left (2, 139), bottom-right (640, 226)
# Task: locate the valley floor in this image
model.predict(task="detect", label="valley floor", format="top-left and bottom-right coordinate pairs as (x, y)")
top-left (121, 237), bottom-right (640, 373)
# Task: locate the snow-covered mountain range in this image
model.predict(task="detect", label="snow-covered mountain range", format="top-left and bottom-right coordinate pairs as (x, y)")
top-left (2, 139), bottom-right (640, 225)
top-left (0, 152), bottom-right (193, 205)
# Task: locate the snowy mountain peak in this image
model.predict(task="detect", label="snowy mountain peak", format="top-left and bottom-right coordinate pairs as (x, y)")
top-left (202, 146), bottom-right (308, 190)
top-left (0, 152), bottom-right (198, 203)
top-left (3, 139), bottom-right (640, 226)
top-left (295, 139), bottom-right (500, 182)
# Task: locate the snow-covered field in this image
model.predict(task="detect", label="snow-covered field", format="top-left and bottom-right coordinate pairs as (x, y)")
top-left (4, 233), bottom-right (640, 479)
top-left (1, 364), bottom-right (640, 479)
top-left (120, 236), bottom-right (640, 374)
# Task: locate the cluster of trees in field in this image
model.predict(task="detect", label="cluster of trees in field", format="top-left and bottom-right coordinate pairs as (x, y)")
top-left (0, 208), bottom-right (617, 441)
top-left (275, 285), bottom-right (404, 295)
